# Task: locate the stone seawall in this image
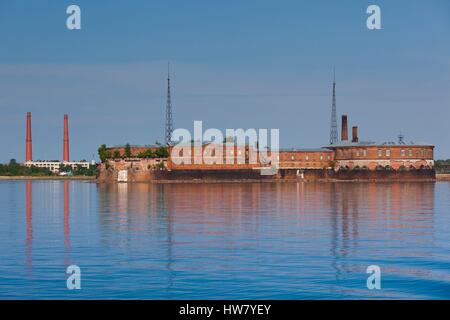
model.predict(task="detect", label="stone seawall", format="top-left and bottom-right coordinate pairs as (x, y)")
top-left (97, 165), bottom-right (436, 183)
top-left (436, 173), bottom-right (450, 181)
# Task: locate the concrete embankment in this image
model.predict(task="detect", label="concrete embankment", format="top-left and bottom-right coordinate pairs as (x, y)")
top-left (436, 174), bottom-right (450, 181)
top-left (97, 167), bottom-right (437, 183)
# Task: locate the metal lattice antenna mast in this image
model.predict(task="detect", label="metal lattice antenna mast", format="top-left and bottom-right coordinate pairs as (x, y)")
top-left (329, 69), bottom-right (338, 145)
top-left (165, 62), bottom-right (174, 145)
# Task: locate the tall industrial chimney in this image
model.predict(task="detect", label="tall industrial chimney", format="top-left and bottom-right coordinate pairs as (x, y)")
top-left (26, 112), bottom-right (32, 162)
top-left (341, 114), bottom-right (348, 141)
top-left (63, 114), bottom-right (69, 162)
top-left (352, 126), bottom-right (359, 143)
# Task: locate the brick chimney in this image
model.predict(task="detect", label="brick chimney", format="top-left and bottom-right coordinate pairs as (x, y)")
top-left (341, 114), bottom-right (348, 141)
top-left (352, 126), bottom-right (358, 143)
top-left (26, 112), bottom-right (32, 162)
top-left (63, 114), bottom-right (69, 162)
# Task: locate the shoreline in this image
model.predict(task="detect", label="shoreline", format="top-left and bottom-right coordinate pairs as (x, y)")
top-left (97, 177), bottom-right (439, 184)
top-left (0, 176), bottom-right (96, 181)
top-left (1, 174), bottom-right (448, 182)
top-left (436, 173), bottom-right (450, 181)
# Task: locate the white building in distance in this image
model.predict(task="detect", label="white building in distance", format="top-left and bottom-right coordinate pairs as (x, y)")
top-left (24, 160), bottom-right (95, 174)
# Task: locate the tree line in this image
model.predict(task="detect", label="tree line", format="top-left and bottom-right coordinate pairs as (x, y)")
top-left (98, 143), bottom-right (169, 163)
top-left (435, 159), bottom-right (450, 173)
top-left (0, 159), bottom-right (97, 176)
top-left (0, 159), bottom-right (52, 176)
top-left (59, 164), bottom-right (97, 176)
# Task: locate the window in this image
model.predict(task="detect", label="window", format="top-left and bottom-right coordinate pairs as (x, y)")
top-left (401, 149), bottom-right (405, 157)
top-left (386, 149), bottom-right (391, 157)
top-left (291, 155), bottom-right (295, 161)
top-left (363, 149), bottom-right (367, 157)
top-left (305, 155), bottom-right (309, 161)
top-left (356, 150), bottom-right (360, 157)
top-left (408, 149), bottom-right (412, 157)
top-left (378, 149), bottom-right (382, 157)
top-left (327, 155), bottom-right (331, 160)
top-left (320, 155), bottom-right (323, 160)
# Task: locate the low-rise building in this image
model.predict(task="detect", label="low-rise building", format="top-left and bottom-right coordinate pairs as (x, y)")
top-left (328, 141), bottom-right (434, 171)
top-left (24, 160), bottom-right (94, 174)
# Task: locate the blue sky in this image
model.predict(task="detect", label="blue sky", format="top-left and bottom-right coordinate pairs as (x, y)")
top-left (0, 0), bottom-right (449, 161)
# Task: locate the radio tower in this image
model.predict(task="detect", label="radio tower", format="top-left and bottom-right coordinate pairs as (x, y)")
top-left (165, 62), bottom-right (174, 145)
top-left (329, 70), bottom-right (338, 145)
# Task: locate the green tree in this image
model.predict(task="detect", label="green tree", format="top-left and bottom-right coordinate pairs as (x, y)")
top-left (138, 149), bottom-right (155, 158)
top-left (435, 159), bottom-right (450, 173)
top-left (98, 144), bottom-right (108, 163)
top-left (72, 164), bottom-right (97, 176)
top-left (113, 150), bottom-right (121, 159)
top-left (59, 164), bottom-right (73, 174)
top-left (124, 143), bottom-right (132, 158)
top-left (154, 146), bottom-right (169, 158)
top-left (0, 160), bottom-right (52, 176)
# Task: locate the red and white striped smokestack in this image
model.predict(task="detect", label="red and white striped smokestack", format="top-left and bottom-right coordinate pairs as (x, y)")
top-left (26, 112), bottom-right (32, 162)
top-left (63, 114), bottom-right (69, 162)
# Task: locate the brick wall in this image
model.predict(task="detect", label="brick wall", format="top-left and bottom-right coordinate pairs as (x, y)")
top-left (330, 145), bottom-right (434, 170)
top-left (167, 144), bottom-right (335, 170)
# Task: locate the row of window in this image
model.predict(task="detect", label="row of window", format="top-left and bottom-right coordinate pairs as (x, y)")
top-left (28, 163), bottom-right (90, 169)
top-left (355, 149), bottom-right (428, 158)
top-left (181, 150), bottom-right (247, 156)
top-left (286, 154), bottom-right (331, 161)
top-left (178, 150), bottom-right (333, 162)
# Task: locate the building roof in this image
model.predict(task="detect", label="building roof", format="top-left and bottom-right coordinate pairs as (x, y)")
top-left (326, 140), bottom-right (434, 148)
top-left (108, 144), bottom-right (162, 149)
top-left (279, 147), bottom-right (333, 152)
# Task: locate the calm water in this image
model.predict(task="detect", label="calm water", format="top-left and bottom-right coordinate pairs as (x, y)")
top-left (0, 180), bottom-right (450, 299)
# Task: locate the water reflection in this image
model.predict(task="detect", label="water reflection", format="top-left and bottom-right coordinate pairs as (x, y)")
top-left (97, 182), bottom-right (435, 235)
top-left (96, 182), bottom-right (435, 295)
top-left (6, 180), bottom-right (446, 298)
top-left (24, 180), bottom-right (72, 270)
top-left (63, 181), bottom-right (70, 266)
top-left (25, 180), bottom-right (32, 270)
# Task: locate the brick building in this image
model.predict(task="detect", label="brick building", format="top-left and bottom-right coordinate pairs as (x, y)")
top-left (166, 143), bottom-right (334, 170)
top-left (165, 114), bottom-right (434, 172)
top-left (327, 115), bottom-right (434, 171)
top-left (100, 113), bottom-right (434, 179)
